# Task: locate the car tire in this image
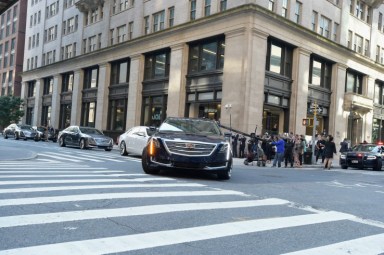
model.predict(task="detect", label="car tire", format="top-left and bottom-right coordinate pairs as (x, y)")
top-left (341, 165), bottom-right (348, 169)
top-left (59, 137), bottom-right (66, 147)
top-left (105, 148), bottom-right (112, 151)
top-left (374, 160), bottom-right (382, 171)
top-left (15, 132), bottom-right (19, 140)
top-left (79, 139), bottom-right (86, 150)
top-left (120, 141), bottom-right (128, 156)
top-left (4, 133), bottom-right (7, 139)
top-left (142, 148), bottom-right (160, 175)
top-left (217, 159), bottom-right (232, 180)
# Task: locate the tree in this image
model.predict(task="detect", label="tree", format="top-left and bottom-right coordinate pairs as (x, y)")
top-left (0, 96), bottom-right (24, 129)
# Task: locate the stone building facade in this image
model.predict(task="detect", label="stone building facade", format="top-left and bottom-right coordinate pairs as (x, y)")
top-left (20, 0), bottom-right (384, 145)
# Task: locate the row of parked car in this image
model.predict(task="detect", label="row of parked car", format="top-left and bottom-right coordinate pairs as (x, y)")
top-left (3, 123), bottom-right (57, 142)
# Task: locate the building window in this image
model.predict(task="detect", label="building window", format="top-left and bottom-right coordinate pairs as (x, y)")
top-left (345, 70), bottom-right (363, 94)
top-left (319, 15), bottom-right (330, 38)
top-left (188, 37), bottom-right (225, 74)
top-left (220, 0), bottom-right (227, 12)
top-left (108, 99), bottom-right (127, 131)
top-left (348, 30), bottom-right (353, 48)
top-left (128, 21), bottom-right (133, 40)
top-left (153, 11), bottom-right (165, 32)
top-left (190, 0), bottom-right (196, 20)
top-left (282, 0), bottom-right (288, 18)
top-left (43, 77), bottom-right (53, 95)
top-left (374, 81), bottom-right (384, 105)
top-left (332, 23), bottom-right (339, 42)
top-left (168, 7), bottom-right (174, 27)
top-left (27, 81), bottom-right (36, 97)
top-left (81, 102), bottom-right (96, 127)
top-left (266, 40), bottom-right (293, 78)
top-left (117, 25), bottom-right (126, 43)
top-left (204, 0), bottom-right (211, 17)
top-left (84, 67), bottom-right (98, 89)
top-left (144, 16), bottom-right (149, 35)
top-left (312, 11), bottom-right (318, 32)
top-left (62, 72), bottom-right (73, 92)
top-left (268, 0), bottom-right (275, 11)
top-left (364, 39), bottom-right (370, 57)
top-left (89, 36), bottom-right (97, 52)
top-left (354, 34), bottom-right (363, 53)
top-left (111, 59), bottom-right (130, 85)
top-left (142, 96), bottom-right (167, 127)
top-left (376, 45), bottom-right (380, 62)
top-left (294, 1), bottom-right (302, 24)
top-left (144, 50), bottom-right (170, 80)
top-left (309, 56), bottom-right (332, 89)
top-left (355, 1), bottom-right (364, 19)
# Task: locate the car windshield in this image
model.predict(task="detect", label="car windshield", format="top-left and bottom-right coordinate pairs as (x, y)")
top-left (351, 145), bottom-right (377, 152)
top-left (19, 125), bottom-right (33, 130)
top-left (159, 118), bottom-right (222, 136)
top-left (80, 127), bottom-right (103, 135)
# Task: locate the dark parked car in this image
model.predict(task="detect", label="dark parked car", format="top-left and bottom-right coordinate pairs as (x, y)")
top-left (3, 124), bottom-right (39, 141)
top-left (339, 143), bottom-right (384, 171)
top-left (141, 117), bottom-right (233, 180)
top-left (58, 126), bottom-right (114, 151)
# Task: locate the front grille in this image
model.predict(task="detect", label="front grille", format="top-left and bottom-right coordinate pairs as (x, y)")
top-left (164, 141), bottom-right (216, 156)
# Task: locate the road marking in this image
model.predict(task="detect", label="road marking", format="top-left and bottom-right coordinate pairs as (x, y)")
top-left (37, 153), bottom-right (82, 162)
top-left (281, 233), bottom-right (384, 255)
top-left (0, 167), bottom-right (102, 170)
top-left (0, 190), bottom-right (246, 207)
top-left (0, 177), bottom-right (175, 186)
top-left (40, 152), bottom-right (103, 162)
top-left (0, 170), bottom-right (122, 174)
top-left (0, 199), bottom-right (289, 228)
top-left (59, 151), bottom-right (125, 162)
top-left (0, 211), bottom-right (355, 255)
top-left (0, 183), bottom-right (205, 194)
top-left (0, 174), bottom-right (150, 178)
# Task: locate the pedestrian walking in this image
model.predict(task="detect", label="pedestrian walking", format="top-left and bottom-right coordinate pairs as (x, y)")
top-left (316, 135), bottom-right (326, 164)
top-left (239, 135), bottom-right (246, 158)
top-left (339, 138), bottom-right (348, 153)
top-left (323, 135), bottom-right (337, 170)
top-left (284, 138), bottom-right (294, 167)
top-left (293, 135), bottom-right (304, 167)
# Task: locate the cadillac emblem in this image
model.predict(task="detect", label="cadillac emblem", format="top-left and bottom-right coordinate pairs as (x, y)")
top-left (185, 143), bottom-right (195, 149)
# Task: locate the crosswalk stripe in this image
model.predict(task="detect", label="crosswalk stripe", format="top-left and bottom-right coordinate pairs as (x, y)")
top-left (0, 183), bottom-right (205, 194)
top-left (0, 211), bottom-right (355, 255)
top-left (0, 170), bottom-right (122, 174)
top-left (39, 152), bottom-right (103, 162)
top-left (0, 190), bottom-right (246, 207)
top-left (58, 151), bottom-right (125, 162)
top-left (0, 173), bottom-right (149, 178)
top-left (0, 177), bottom-right (175, 186)
top-left (37, 153), bottom-right (82, 162)
top-left (281, 233), bottom-right (384, 255)
top-left (0, 198), bottom-right (289, 228)
top-left (0, 167), bottom-right (103, 170)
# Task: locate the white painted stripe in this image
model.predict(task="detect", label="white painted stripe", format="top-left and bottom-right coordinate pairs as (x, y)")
top-left (281, 233), bottom-right (384, 255)
top-left (0, 183), bottom-right (205, 194)
top-left (40, 152), bottom-right (103, 162)
top-left (0, 177), bottom-right (175, 186)
top-left (36, 159), bottom-right (60, 163)
top-left (0, 199), bottom-right (289, 228)
top-left (0, 170), bottom-right (122, 174)
top-left (38, 153), bottom-right (82, 162)
top-left (0, 167), bottom-right (100, 170)
top-left (0, 174), bottom-right (148, 178)
top-left (60, 151), bottom-right (117, 159)
top-left (0, 190), bottom-right (246, 206)
top-left (59, 152), bottom-right (124, 162)
top-left (0, 211), bottom-right (355, 255)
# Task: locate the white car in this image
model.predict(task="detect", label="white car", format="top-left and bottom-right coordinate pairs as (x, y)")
top-left (118, 126), bottom-right (155, 156)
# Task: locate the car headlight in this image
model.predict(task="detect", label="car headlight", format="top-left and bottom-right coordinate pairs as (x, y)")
top-left (219, 142), bottom-right (231, 160)
top-left (367, 155), bottom-right (377, 160)
top-left (340, 155), bottom-right (346, 159)
top-left (149, 138), bottom-right (160, 156)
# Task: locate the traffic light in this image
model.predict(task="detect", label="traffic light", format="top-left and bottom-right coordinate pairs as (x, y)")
top-left (302, 118), bottom-right (309, 126)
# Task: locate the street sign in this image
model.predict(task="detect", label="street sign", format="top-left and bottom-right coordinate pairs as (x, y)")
top-left (308, 103), bottom-right (323, 114)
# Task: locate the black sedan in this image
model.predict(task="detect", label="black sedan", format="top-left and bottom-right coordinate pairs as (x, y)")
top-left (339, 143), bottom-right (384, 171)
top-left (141, 117), bottom-right (233, 180)
top-left (3, 124), bottom-right (39, 141)
top-left (58, 126), bottom-right (114, 151)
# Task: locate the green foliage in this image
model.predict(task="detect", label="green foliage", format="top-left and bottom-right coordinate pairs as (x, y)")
top-left (0, 96), bottom-right (24, 128)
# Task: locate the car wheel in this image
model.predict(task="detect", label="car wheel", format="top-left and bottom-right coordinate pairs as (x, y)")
top-left (59, 137), bottom-right (66, 147)
top-left (217, 159), bottom-right (232, 180)
top-left (79, 139), bottom-right (86, 150)
top-left (374, 160), bottom-right (382, 171)
top-left (4, 133), bottom-right (7, 139)
top-left (341, 165), bottom-right (348, 169)
top-left (105, 148), bottom-right (112, 152)
top-left (120, 141), bottom-right (128, 156)
top-left (15, 133), bottom-right (19, 140)
top-left (142, 148), bottom-right (160, 174)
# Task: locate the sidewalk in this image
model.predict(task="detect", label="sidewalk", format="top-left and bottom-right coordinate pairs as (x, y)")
top-left (0, 145), bottom-right (37, 161)
top-left (233, 157), bottom-right (340, 168)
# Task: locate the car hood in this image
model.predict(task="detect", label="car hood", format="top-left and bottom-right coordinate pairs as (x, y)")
top-left (85, 134), bottom-right (111, 140)
top-left (155, 132), bottom-right (226, 144)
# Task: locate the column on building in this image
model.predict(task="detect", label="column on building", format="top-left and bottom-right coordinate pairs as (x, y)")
top-left (33, 79), bottom-right (43, 126)
top-left (167, 43), bottom-right (188, 117)
top-left (222, 28), bottom-right (269, 135)
top-left (20, 81), bottom-right (28, 124)
top-left (329, 63), bottom-right (347, 145)
top-left (95, 62), bottom-right (111, 131)
top-left (50, 74), bottom-right (62, 129)
top-left (126, 54), bottom-right (144, 128)
top-left (364, 77), bottom-right (375, 142)
top-left (71, 69), bottom-right (83, 125)
top-left (290, 47), bottom-right (311, 134)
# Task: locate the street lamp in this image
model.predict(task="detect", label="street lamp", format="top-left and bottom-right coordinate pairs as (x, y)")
top-left (225, 104), bottom-right (232, 133)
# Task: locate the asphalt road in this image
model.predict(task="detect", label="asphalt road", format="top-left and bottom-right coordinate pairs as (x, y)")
top-left (0, 137), bottom-right (383, 254)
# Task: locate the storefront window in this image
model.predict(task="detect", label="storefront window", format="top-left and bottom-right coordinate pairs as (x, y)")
top-left (198, 103), bottom-right (221, 120)
top-left (81, 101), bottom-right (96, 127)
top-left (43, 77), bottom-right (53, 95)
top-left (59, 104), bottom-right (71, 129)
top-left (84, 67), bottom-right (98, 89)
top-left (108, 99), bottom-right (126, 131)
top-left (270, 44), bottom-right (282, 74)
top-left (62, 72), bottom-right (73, 92)
top-left (142, 96), bottom-right (167, 127)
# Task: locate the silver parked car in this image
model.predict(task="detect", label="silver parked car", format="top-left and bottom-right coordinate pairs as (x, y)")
top-left (118, 126), bottom-right (155, 156)
top-left (58, 126), bottom-right (114, 151)
top-left (3, 124), bottom-right (39, 141)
